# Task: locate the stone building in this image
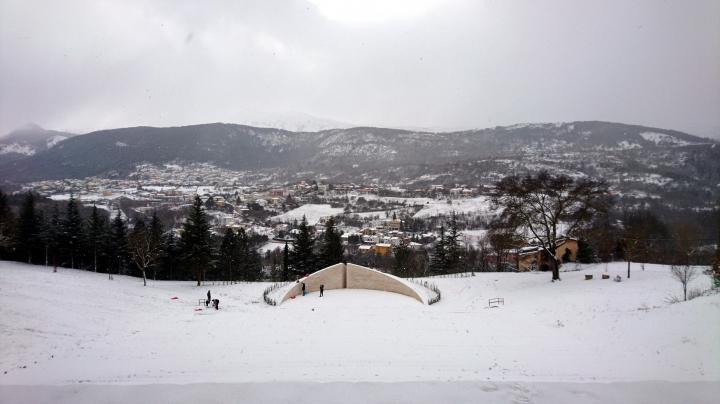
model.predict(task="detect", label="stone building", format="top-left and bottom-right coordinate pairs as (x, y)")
top-left (517, 238), bottom-right (579, 271)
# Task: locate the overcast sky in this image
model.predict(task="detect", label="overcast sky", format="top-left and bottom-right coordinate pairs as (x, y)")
top-left (1, 0), bottom-right (718, 137)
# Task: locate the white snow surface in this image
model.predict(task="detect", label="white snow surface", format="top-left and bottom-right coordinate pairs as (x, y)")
top-left (349, 210), bottom-right (391, 219)
top-left (0, 143), bottom-right (35, 155)
top-left (270, 204), bottom-right (344, 225)
top-left (617, 140), bottom-right (642, 150)
top-left (639, 131), bottom-right (694, 146)
top-left (1, 380), bottom-right (717, 404)
top-left (1, 261), bottom-right (718, 403)
top-left (413, 196), bottom-right (496, 219)
top-left (259, 240), bottom-right (293, 253)
top-left (46, 135), bottom-right (67, 148)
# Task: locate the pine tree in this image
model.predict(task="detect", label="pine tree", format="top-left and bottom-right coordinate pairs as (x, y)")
top-left (290, 215), bottom-right (315, 277)
top-left (235, 227), bottom-right (263, 281)
top-left (392, 242), bottom-right (411, 277)
top-left (444, 212), bottom-right (462, 273)
top-left (40, 204), bottom-right (61, 271)
top-left (18, 192), bottom-right (40, 264)
top-left (318, 217), bottom-right (343, 268)
top-left (180, 195), bottom-right (212, 286)
top-left (269, 251), bottom-right (281, 281)
top-left (109, 210), bottom-right (128, 279)
top-left (576, 238), bottom-right (595, 264)
top-left (37, 210), bottom-right (47, 266)
top-left (159, 231), bottom-right (180, 280)
top-left (236, 227), bottom-right (249, 280)
top-left (219, 228), bottom-right (237, 282)
top-left (0, 189), bottom-right (14, 258)
top-left (713, 208), bottom-right (720, 288)
top-left (246, 248), bottom-right (263, 281)
top-left (282, 242), bottom-right (290, 281)
top-left (148, 212), bottom-right (164, 280)
top-left (86, 205), bottom-right (107, 272)
top-left (61, 194), bottom-right (84, 269)
top-left (430, 225), bottom-right (447, 274)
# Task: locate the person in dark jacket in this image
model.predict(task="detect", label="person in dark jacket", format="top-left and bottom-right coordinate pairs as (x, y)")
top-left (206, 290), bottom-right (211, 307)
top-left (319, 284), bottom-right (324, 297)
top-left (301, 282), bottom-right (306, 296)
top-left (212, 299), bottom-right (219, 310)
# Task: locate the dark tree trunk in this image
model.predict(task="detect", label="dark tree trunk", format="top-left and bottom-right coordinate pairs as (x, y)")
top-left (548, 246), bottom-right (560, 281)
top-left (552, 259), bottom-right (560, 281)
top-left (627, 260), bottom-right (631, 279)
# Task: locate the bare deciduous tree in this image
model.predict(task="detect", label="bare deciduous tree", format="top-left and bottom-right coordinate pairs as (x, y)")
top-left (491, 171), bottom-right (612, 281)
top-left (128, 221), bottom-right (162, 286)
top-left (487, 221), bottom-right (523, 271)
top-left (670, 264), bottom-right (698, 302)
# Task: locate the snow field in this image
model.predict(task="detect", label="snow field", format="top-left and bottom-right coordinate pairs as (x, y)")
top-left (0, 260), bottom-right (718, 402)
top-left (412, 196), bottom-right (496, 219)
top-left (1, 380), bottom-right (718, 404)
top-left (270, 204), bottom-right (344, 225)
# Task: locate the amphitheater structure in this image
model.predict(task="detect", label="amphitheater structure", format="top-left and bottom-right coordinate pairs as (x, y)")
top-left (281, 263), bottom-right (426, 304)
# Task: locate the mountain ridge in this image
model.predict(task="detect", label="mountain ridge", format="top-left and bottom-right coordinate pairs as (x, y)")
top-left (0, 121), bottom-right (716, 186)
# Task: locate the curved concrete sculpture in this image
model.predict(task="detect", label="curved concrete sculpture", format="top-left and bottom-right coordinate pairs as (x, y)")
top-left (281, 263), bottom-right (424, 304)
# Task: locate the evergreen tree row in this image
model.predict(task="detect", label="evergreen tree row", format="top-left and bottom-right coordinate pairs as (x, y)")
top-left (285, 215), bottom-right (344, 280)
top-left (429, 211), bottom-right (463, 274)
top-left (0, 191), bottom-right (264, 285)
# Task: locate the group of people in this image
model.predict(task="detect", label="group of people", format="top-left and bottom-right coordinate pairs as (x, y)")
top-left (300, 281), bottom-right (324, 297)
top-left (205, 282), bottom-right (323, 310)
top-left (206, 290), bottom-right (220, 310)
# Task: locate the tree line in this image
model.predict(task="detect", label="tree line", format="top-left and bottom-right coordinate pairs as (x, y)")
top-left (0, 190), bottom-right (350, 285)
top-left (2, 170), bottom-right (718, 286)
top-left (0, 191), bottom-right (267, 285)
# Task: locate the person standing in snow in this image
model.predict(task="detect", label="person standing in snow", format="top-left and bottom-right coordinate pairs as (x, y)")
top-left (301, 282), bottom-right (306, 296)
top-left (212, 299), bottom-right (219, 310)
top-left (319, 284), bottom-right (324, 297)
top-left (206, 290), bottom-right (211, 307)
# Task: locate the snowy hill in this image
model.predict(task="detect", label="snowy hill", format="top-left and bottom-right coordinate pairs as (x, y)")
top-left (0, 120), bottom-right (714, 181)
top-left (0, 260), bottom-right (717, 403)
top-left (1, 120), bottom-right (717, 210)
top-left (0, 123), bottom-right (75, 162)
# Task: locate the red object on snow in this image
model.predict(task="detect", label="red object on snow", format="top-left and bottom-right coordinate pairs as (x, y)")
top-left (194, 308), bottom-right (203, 311)
top-left (290, 296), bottom-right (296, 299)
top-left (170, 296), bottom-right (179, 300)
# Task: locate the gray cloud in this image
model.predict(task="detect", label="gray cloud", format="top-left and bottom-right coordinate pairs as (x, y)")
top-left (1, 0), bottom-right (718, 138)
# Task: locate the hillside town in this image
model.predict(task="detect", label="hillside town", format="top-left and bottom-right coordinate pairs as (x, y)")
top-left (14, 162), bottom-right (501, 277)
top-left (9, 158), bottom-right (716, 285)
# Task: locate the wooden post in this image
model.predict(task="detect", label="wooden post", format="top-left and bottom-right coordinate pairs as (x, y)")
top-left (627, 260), bottom-right (630, 279)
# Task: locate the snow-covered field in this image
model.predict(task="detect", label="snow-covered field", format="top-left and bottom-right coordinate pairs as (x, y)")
top-left (270, 204), bottom-right (344, 225)
top-left (413, 196), bottom-right (497, 219)
top-left (1, 261), bottom-right (718, 403)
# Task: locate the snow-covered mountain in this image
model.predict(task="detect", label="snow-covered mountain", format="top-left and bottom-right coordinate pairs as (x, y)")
top-left (0, 123), bottom-right (75, 161)
top-left (0, 120), bottom-right (717, 209)
top-left (241, 111), bottom-right (354, 132)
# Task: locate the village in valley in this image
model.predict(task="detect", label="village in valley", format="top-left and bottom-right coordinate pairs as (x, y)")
top-left (16, 160), bottom-right (590, 279)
